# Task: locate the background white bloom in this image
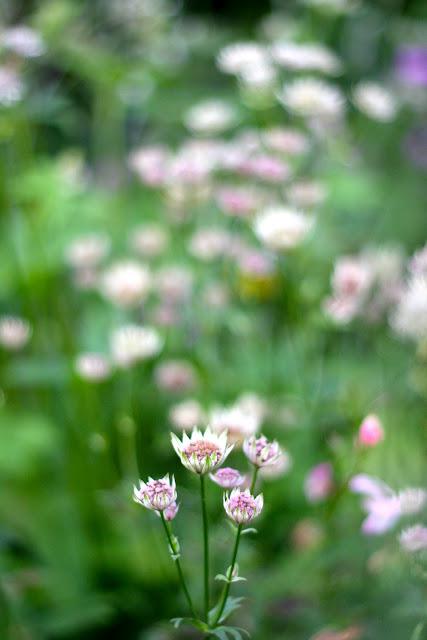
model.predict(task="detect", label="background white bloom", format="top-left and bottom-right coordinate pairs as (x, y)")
top-left (353, 82), bottom-right (398, 122)
top-left (110, 325), bottom-right (162, 367)
top-left (277, 77), bottom-right (345, 120)
top-left (253, 206), bottom-right (314, 251)
top-left (101, 261), bottom-right (151, 307)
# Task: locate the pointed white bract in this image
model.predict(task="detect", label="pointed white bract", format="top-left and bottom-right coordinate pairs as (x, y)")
top-left (224, 488), bottom-right (264, 524)
top-left (133, 474), bottom-right (177, 512)
top-left (171, 426), bottom-right (233, 475)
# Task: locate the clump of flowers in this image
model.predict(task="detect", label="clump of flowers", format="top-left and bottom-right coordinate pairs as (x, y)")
top-left (133, 425), bottom-right (285, 636)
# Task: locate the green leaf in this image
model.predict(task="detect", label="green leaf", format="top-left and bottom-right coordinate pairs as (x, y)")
top-left (170, 617), bottom-right (209, 632)
top-left (210, 625), bottom-right (250, 639)
top-left (411, 622), bottom-right (426, 640)
top-left (241, 528), bottom-right (257, 535)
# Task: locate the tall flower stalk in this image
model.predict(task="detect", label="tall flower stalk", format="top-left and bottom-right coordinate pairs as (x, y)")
top-left (200, 473), bottom-right (210, 620)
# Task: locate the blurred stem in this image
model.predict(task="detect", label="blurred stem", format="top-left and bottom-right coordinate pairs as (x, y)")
top-left (200, 474), bottom-right (210, 621)
top-left (211, 524), bottom-right (243, 628)
top-left (250, 466), bottom-right (259, 494)
top-left (159, 511), bottom-right (197, 619)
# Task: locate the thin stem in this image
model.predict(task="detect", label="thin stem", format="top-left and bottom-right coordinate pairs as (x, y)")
top-left (250, 466), bottom-right (259, 494)
top-left (200, 474), bottom-right (210, 621)
top-left (212, 523), bottom-right (242, 628)
top-left (159, 511), bottom-right (197, 619)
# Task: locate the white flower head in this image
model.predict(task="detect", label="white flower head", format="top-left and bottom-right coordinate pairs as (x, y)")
top-left (184, 100), bottom-right (237, 135)
top-left (110, 325), bottom-right (162, 368)
top-left (133, 474), bottom-right (176, 512)
top-left (399, 525), bottom-right (427, 553)
top-left (217, 42), bottom-right (270, 76)
top-left (253, 206), bottom-right (314, 251)
top-left (391, 275), bottom-right (427, 342)
top-left (0, 316), bottom-right (32, 350)
top-left (224, 488), bottom-right (264, 524)
top-left (278, 77), bottom-right (345, 120)
top-left (1, 26), bottom-right (45, 58)
top-left (171, 426), bottom-right (233, 475)
top-left (271, 41), bottom-right (341, 75)
top-left (100, 261), bottom-right (151, 307)
top-left (353, 82), bottom-right (398, 122)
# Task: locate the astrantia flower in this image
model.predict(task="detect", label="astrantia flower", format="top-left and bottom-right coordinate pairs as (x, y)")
top-left (353, 82), bottom-right (398, 122)
top-left (277, 77), bottom-right (344, 120)
top-left (154, 360), bottom-right (197, 393)
top-left (210, 405), bottom-right (260, 445)
top-left (169, 399), bottom-right (206, 431)
top-left (243, 435), bottom-right (282, 468)
top-left (130, 224), bottom-right (169, 258)
top-left (0, 66), bottom-right (24, 106)
top-left (224, 488), bottom-right (264, 524)
top-left (100, 261), bottom-right (151, 307)
top-left (357, 414), bottom-right (384, 448)
top-left (1, 26), bottom-right (45, 58)
top-left (0, 316), bottom-right (32, 350)
top-left (391, 275), bottom-right (427, 342)
top-left (184, 99), bottom-right (236, 135)
top-left (259, 451), bottom-right (292, 480)
top-left (398, 488), bottom-right (427, 515)
top-left (217, 42), bottom-right (269, 76)
top-left (271, 42), bottom-right (341, 75)
top-left (210, 467), bottom-right (245, 488)
top-left (133, 474), bottom-right (176, 512)
top-left (399, 524), bottom-right (427, 552)
top-left (253, 206), bottom-right (314, 251)
top-left (110, 325), bottom-right (162, 367)
top-left (163, 501), bottom-right (179, 521)
top-left (74, 353), bottom-right (111, 382)
top-left (304, 463), bottom-right (334, 503)
top-left (171, 427), bottom-right (233, 475)
top-left (66, 234), bottom-right (110, 269)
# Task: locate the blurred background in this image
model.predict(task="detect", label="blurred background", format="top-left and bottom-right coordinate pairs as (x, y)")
top-left (1, 0), bottom-right (427, 638)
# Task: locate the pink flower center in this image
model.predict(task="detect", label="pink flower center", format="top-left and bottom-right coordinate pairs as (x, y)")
top-left (230, 493), bottom-right (257, 518)
top-left (145, 480), bottom-right (173, 501)
top-left (185, 440), bottom-right (221, 463)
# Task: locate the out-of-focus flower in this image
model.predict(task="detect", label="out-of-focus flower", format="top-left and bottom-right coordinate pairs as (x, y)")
top-left (128, 146), bottom-right (170, 186)
top-left (154, 360), bottom-right (197, 393)
top-left (211, 405), bottom-right (261, 445)
top-left (188, 228), bottom-right (231, 261)
top-left (350, 474), bottom-right (401, 534)
top-left (259, 451), bottom-right (292, 479)
top-left (169, 399), bottom-right (206, 431)
top-left (242, 155), bottom-right (290, 183)
top-left (163, 500), bottom-right (179, 521)
top-left (171, 426), bottom-right (233, 475)
top-left (243, 435), bottom-right (282, 467)
top-left (353, 82), bottom-right (398, 122)
top-left (1, 26), bottom-right (45, 57)
top-left (262, 127), bottom-right (309, 156)
top-left (130, 224), bottom-right (169, 258)
top-left (399, 524), bottom-right (427, 552)
top-left (409, 244), bottom-right (427, 276)
top-left (224, 488), bottom-right (264, 524)
top-left (253, 206), bottom-right (314, 251)
top-left (0, 316), bottom-right (31, 350)
top-left (202, 282), bottom-right (230, 308)
top-left (357, 414), bottom-right (384, 447)
top-left (74, 353), bottom-right (111, 382)
top-left (304, 463), bottom-right (334, 503)
top-left (311, 627), bottom-right (363, 640)
top-left (398, 488), bottom-right (427, 515)
top-left (100, 261), bottom-right (151, 307)
top-left (210, 467), bottom-right (245, 488)
top-left (184, 99), bottom-right (237, 135)
top-left (65, 234), bottom-right (110, 269)
top-left (391, 275), bottom-right (427, 342)
top-left (215, 186), bottom-right (260, 218)
top-left (133, 475), bottom-right (176, 512)
top-left (291, 518), bottom-right (324, 550)
top-left (287, 180), bottom-right (327, 209)
top-left (403, 126), bottom-right (427, 171)
top-left (110, 325), bottom-right (162, 367)
top-left (156, 265), bottom-right (193, 303)
top-left (217, 42), bottom-right (270, 76)
top-left (396, 46), bottom-right (427, 87)
top-left (278, 78), bottom-right (344, 120)
top-left (271, 42), bottom-right (341, 75)
top-left (0, 66), bottom-right (24, 105)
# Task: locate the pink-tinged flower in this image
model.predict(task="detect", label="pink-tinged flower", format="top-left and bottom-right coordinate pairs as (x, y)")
top-left (399, 524), bottom-right (427, 552)
top-left (398, 488), bottom-right (427, 514)
top-left (357, 414), bottom-right (384, 447)
top-left (74, 353), bottom-right (111, 382)
top-left (304, 463), bottom-right (334, 503)
top-left (211, 405), bottom-right (261, 445)
top-left (259, 451), bottom-right (292, 480)
top-left (154, 360), bottom-right (197, 393)
top-left (163, 501), bottom-right (179, 521)
top-left (128, 146), bottom-right (170, 187)
top-left (100, 261), bottom-right (151, 308)
top-left (171, 427), bottom-right (233, 475)
top-left (243, 435), bottom-right (282, 468)
top-left (349, 474), bottom-right (401, 535)
top-left (210, 467), bottom-right (245, 488)
top-left (133, 475), bottom-right (176, 512)
top-left (224, 488), bottom-right (264, 524)
top-left (0, 316), bottom-right (32, 350)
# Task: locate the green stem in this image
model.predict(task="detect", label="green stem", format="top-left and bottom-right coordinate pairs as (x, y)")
top-left (212, 523), bottom-right (243, 628)
top-left (159, 511), bottom-right (197, 619)
top-left (250, 466), bottom-right (259, 494)
top-left (200, 474), bottom-right (210, 621)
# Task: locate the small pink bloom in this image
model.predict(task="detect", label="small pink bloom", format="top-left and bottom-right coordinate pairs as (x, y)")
top-left (210, 467), bottom-right (245, 488)
top-left (304, 463), bottom-right (334, 503)
top-left (357, 414), bottom-right (384, 447)
top-left (163, 501), bottom-right (179, 521)
top-left (224, 488), bottom-right (264, 524)
top-left (133, 475), bottom-right (176, 512)
top-left (243, 435), bottom-right (282, 468)
top-left (399, 524), bottom-right (427, 552)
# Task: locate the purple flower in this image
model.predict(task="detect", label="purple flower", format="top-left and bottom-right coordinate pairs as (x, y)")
top-left (304, 463), bottom-right (334, 503)
top-left (350, 474), bottom-right (400, 535)
top-left (163, 501), bottom-right (179, 521)
top-left (243, 435), bottom-right (282, 468)
top-left (133, 474), bottom-right (176, 512)
top-left (210, 467), bottom-right (245, 488)
top-left (395, 46), bottom-right (427, 87)
top-left (224, 488), bottom-right (264, 524)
